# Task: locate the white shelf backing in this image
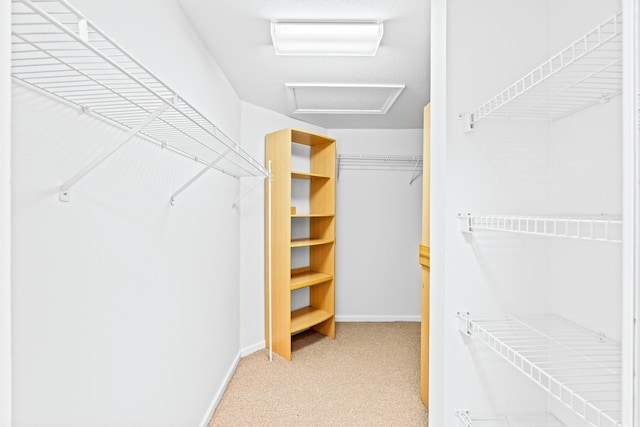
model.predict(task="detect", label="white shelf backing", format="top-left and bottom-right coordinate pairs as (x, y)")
top-left (458, 214), bottom-right (623, 243)
top-left (463, 12), bottom-right (623, 130)
top-left (458, 313), bottom-right (622, 427)
top-left (336, 154), bottom-right (423, 184)
top-left (455, 411), bottom-right (566, 427)
top-left (11, 0), bottom-right (267, 184)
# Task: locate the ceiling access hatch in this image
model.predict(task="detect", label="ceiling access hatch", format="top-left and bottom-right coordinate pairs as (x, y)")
top-left (285, 83), bottom-right (405, 114)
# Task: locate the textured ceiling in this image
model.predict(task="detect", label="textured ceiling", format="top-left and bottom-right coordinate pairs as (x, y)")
top-left (177, 0), bottom-right (430, 129)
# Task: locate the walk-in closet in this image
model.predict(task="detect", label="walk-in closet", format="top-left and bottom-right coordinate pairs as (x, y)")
top-left (4, 0), bottom-right (427, 425)
top-left (3, 0), bottom-right (639, 426)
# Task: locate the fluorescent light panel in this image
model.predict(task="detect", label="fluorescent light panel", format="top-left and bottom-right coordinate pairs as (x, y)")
top-left (271, 21), bottom-right (383, 56)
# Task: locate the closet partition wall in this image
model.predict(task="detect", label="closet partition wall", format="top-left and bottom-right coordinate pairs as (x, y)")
top-left (430, 1), bottom-right (638, 426)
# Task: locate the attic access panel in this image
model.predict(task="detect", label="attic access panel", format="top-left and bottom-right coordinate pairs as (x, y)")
top-left (285, 83), bottom-right (405, 114)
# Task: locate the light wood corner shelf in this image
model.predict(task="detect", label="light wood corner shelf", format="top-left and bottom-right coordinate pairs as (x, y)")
top-left (265, 128), bottom-right (336, 361)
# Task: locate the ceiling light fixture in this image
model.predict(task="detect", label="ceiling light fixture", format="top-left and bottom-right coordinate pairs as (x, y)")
top-left (270, 21), bottom-right (384, 56)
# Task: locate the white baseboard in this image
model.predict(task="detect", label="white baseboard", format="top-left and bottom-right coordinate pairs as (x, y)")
top-left (335, 315), bottom-right (421, 322)
top-left (240, 340), bottom-right (265, 357)
top-left (198, 352), bottom-right (241, 427)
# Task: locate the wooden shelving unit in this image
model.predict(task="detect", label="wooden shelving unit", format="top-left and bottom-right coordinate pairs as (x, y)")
top-left (265, 128), bottom-right (336, 361)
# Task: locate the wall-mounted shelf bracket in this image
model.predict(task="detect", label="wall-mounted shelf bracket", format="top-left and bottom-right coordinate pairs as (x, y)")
top-left (59, 102), bottom-right (171, 202)
top-left (456, 312), bottom-right (472, 336)
top-left (455, 410), bottom-right (472, 426)
top-left (232, 175), bottom-right (268, 209)
top-left (457, 212), bottom-right (472, 233)
top-left (409, 158), bottom-right (422, 185)
top-left (170, 148), bottom-right (232, 206)
top-left (460, 113), bottom-right (475, 133)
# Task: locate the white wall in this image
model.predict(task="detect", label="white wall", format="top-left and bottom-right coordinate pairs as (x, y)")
top-left (1, 0), bottom-right (11, 425)
top-left (238, 102), bottom-right (326, 352)
top-left (328, 129), bottom-right (423, 321)
top-left (11, 1), bottom-right (250, 426)
top-left (434, 0), bottom-right (553, 423)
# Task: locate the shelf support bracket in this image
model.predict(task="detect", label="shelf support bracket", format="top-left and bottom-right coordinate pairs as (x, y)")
top-left (232, 175), bottom-right (268, 209)
top-left (336, 155), bottom-right (341, 181)
top-left (460, 113), bottom-right (475, 133)
top-left (170, 148), bottom-right (232, 206)
top-left (409, 158), bottom-right (422, 185)
top-left (59, 102), bottom-right (170, 202)
top-left (456, 312), bottom-right (472, 336)
top-left (457, 212), bottom-right (472, 233)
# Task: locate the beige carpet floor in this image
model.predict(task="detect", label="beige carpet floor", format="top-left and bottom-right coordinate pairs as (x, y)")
top-left (208, 322), bottom-right (428, 426)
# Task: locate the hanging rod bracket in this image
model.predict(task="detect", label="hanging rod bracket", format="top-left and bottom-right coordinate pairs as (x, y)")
top-left (59, 102), bottom-right (171, 202)
top-left (170, 148), bottom-right (232, 206)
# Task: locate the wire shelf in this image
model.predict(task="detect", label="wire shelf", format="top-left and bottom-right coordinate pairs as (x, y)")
top-left (337, 154), bottom-right (423, 171)
top-left (455, 411), bottom-right (566, 427)
top-left (336, 154), bottom-right (423, 184)
top-left (458, 313), bottom-right (622, 427)
top-left (459, 214), bottom-right (623, 244)
top-left (465, 12), bottom-right (622, 128)
top-left (11, 0), bottom-right (267, 179)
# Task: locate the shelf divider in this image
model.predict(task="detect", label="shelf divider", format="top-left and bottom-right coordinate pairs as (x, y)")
top-left (290, 306), bottom-right (333, 334)
top-left (291, 171), bottom-right (331, 180)
top-left (291, 238), bottom-right (335, 248)
top-left (290, 268), bottom-right (333, 291)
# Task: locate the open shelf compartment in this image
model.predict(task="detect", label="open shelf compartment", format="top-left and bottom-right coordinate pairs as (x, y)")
top-left (458, 313), bottom-right (622, 427)
top-left (458, 214), bottom-right (622, 243)
top-left (455, 411), bottom-right (566, 427)
top-left (464, 11), bottom-right (622, 129)
top-left (11, 0), bottom-right (267, 178)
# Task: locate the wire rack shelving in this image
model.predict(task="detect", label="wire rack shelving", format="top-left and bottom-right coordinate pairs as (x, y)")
top-left (455, 411), bottom-right (566, 427)
top-left (11, 0), bottom-right (268, 202)
top-left (336, 154), bottom-right (423, 184)
top-left (457, 313), bottom-right (622, 427)
top-left (458, 214), bottom-right (622, 244)
top-left (461, 12), bottom-right (623, 131)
